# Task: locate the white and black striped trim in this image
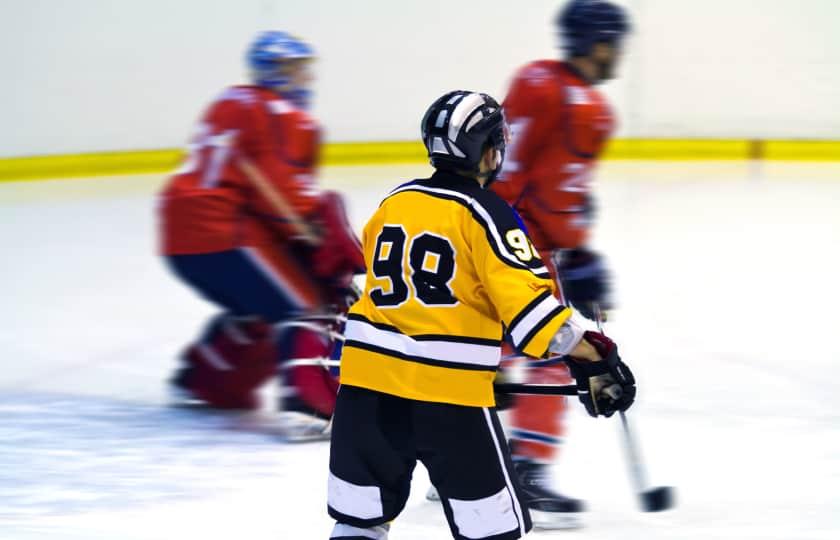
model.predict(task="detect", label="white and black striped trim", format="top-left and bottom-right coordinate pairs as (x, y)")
top-left (483, 408), bottom-right (527, 538)
top-left (387, 184), bottom-right (550, 277)
top-left (508, 292), bottom-right (569, 351)
top-left (327, 471), bottom-right (384, 520)
top-left (344, 315), bottom-right (501, 371)
top-left (347, 314), bottom-right (501, 346)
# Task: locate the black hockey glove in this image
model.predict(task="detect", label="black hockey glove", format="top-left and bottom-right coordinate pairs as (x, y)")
top-left (566, 331), bottom-right (635, 418)
top-left (556, 248), bottom-right (611, 321)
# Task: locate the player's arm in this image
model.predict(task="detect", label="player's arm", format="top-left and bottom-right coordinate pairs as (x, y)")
top-left (240, 101), bottom-right (365, 282)
top-left (469, 205), bottom-right (634, 417)
top-left (492, 66), bottom-right (556, 204)
top-left (468, 204), bottom-right (573, 358)
top-left (239, 102), bottom-right (323, 244)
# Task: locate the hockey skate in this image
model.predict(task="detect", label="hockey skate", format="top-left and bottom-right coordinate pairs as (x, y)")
top-left (169, 366), bottom-right (205, 407)
top-left (276, 391), bottom-right (332, 442)
top-left (514, 460), bottom-right (585, 529)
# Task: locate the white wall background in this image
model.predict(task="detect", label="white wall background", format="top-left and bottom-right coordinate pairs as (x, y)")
top-left (1, 0), bottom-right (839, 157)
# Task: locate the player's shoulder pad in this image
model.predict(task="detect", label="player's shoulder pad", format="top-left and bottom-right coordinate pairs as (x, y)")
top-left (506, 60), bottom-right (564, 113)
top-left (387, 173), bottom-right (550, 277)
top-left (216, 85), bottom-right (261, 105)
top-left (515, 60), bottom-right (562, 87)
top-left (379, 179), bottom-right (422, 207)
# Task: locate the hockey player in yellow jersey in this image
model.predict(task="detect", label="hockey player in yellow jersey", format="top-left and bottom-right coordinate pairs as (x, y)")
top-left (326, 90), bottom-right (636, 540)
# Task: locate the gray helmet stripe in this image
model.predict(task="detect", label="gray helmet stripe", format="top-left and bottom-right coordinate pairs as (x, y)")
top-left (446, 92), bottom-right (466, 105)
top-left (434, 109), bottom-right (448, 129)
top-left (431, 137), bottom-right (449, 155)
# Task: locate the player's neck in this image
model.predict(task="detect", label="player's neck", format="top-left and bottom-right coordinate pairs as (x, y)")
top-left (453, 170), bottom-right (486, 187)
top-left (567, 57), bottom-right (597, 84)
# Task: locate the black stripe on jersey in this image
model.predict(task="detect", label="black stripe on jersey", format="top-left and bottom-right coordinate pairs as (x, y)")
top-left (413, 334), bottom-right (501, 347)
top-left (344, 339), bottom-right (498, 372)
top-left (347, 313), bottom-right (502, 347)
top-left (347, 313), bottom-right (402, 334)
top-left (507, 290), bottom-right (552, 336)
top-left (516, 305), bottom-right (569, 353)
top-left (386, 183), bottom-right (549, 277)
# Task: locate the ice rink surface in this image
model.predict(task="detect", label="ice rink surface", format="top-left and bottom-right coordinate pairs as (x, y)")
top-left (1, 161), bottom-right (839, 539)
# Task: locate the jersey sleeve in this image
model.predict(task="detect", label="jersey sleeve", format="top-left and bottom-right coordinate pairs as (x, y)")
top-left (238, 98), bottom-right (323, 228)
top-left (468, 195), bottom-right (571, 358)
top-left (492, 63), bottom-right (559, 204)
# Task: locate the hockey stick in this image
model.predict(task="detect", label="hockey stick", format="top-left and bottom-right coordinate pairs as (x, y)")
top-left (280, 356), bottom-right (579, 395)
top-left (277, 316), bottom-right (580, 396)
top-left (282, 356), bottom-right (578, 396)
top-left (493, 382), bottom-right (577, 396)
top-left (237, 157), bottom-right (321, 246)
top-left (593, 303), bottom-right (675, 512)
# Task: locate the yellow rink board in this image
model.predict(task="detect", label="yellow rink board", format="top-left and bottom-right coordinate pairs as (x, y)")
top-left (1, 139), bottom-right (838, 182)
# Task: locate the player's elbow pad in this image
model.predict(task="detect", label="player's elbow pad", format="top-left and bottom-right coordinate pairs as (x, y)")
top-left (547, 318), bottom-right (585, 357)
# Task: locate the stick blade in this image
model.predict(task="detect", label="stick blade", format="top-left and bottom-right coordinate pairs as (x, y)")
top-left (641, 486), bottom-right (676, 512)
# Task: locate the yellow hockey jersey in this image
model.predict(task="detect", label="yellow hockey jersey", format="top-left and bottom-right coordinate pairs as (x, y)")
top-left (339, 170), bottom-right (572, 406)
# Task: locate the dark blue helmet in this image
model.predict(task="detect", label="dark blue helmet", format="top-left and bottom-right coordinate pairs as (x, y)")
top-left (557, 0), bottom-right (630, 57)
top-left (421, 91), bottom-right (508, 185)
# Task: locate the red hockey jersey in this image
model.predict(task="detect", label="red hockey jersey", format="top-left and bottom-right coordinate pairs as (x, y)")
top-left (492, 60), bottom-right (614, 251)
top-left (160, 85), bottom-right (322, 255)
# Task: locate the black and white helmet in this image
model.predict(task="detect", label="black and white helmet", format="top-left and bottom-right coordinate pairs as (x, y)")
top-left (421, 90), bottom-right (508, 185)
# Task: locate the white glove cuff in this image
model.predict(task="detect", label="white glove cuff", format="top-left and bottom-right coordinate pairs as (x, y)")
top-left (547, 318), bottom-right (585, 356)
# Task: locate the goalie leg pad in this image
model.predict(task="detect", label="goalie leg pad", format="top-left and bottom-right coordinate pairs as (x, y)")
top-left (176, 316), bottom-right (277, 409)
top-left (279, 325), bottom-right (339, 419)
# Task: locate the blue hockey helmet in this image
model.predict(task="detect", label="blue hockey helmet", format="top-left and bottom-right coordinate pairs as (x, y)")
top-left (557, 0), bottom-right (630, 57)
top-left (246, 31), bottom-right (315, 108)
top-left (421, 90), bottom-right (508, 186)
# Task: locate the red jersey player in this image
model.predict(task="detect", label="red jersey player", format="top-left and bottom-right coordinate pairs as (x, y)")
top-left (491, 0), bottom-right (630, 529)
top-left (159, 31), bottom-right (363, 427)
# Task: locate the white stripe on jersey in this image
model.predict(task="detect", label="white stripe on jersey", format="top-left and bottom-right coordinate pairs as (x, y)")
top-left (508, 294), bottom-right (562, 347)
top-left (482, 408), bottom-right (527, 537)
top-left (344, 318), bottom-right (500, 368)
top-left (268, 99), bottom-right (295, 114)
top-left (387, 184), bottom-right (550, 276)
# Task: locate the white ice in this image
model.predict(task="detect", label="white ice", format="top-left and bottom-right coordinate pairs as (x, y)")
top-left (1, 162), bottom-right (839, 539)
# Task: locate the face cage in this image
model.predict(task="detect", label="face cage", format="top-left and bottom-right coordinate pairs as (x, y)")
top-left (253, 62), bottom-right (313, 109)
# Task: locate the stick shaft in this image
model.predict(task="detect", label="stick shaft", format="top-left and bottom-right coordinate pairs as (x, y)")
top-left (493, 383), bottom-right (577, 396)
top-left (237, 157), bottom-right (320, 245)
top-left (620, 410), bottom-right (649, 493)
top-left (592, 302), bottom-right (656, 497)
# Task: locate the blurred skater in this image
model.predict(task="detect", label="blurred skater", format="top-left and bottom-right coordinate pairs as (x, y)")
top-left (158, 31), bottom-right (363, 424)
top-left (491, 0), bottom-right (630, 528)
